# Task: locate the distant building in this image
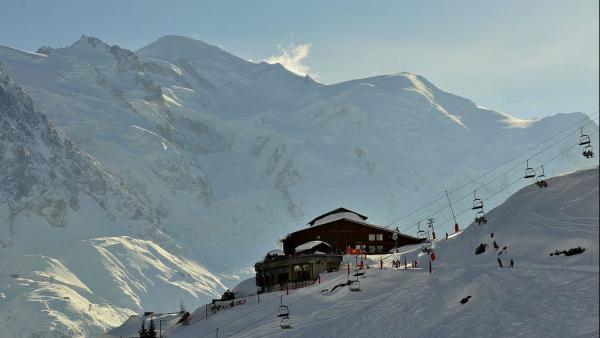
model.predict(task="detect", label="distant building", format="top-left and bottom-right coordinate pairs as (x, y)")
top-left (255, 207), bottom-right (422, 293)
top-left (283, 207), bottom-right (423, 255)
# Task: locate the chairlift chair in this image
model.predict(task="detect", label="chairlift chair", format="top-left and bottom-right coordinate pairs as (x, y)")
top-left (579, 127), bottom-right (591, 146)
top-left (350, 280), bottom-right (361, 292)
top-left (472, 190), bottom-right (483, 210)
top-left (535, 165), bottom-right (548, 188)
top-left (583, 145), bottom-right (595, 158)
top-left (524, 159), bottom-right (536, 179)
top-left (474, 210), bottom-right (487, 225)
top-left (416, 222), bottom-right (427, 240)
top-left (278, 296), bottom-right (289, 318)
top-left (421, 241), bottom-right (434, 253)
top-left (280, 317), bottom-right (292, 329)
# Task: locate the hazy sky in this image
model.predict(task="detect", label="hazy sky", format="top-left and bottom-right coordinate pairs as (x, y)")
top-left (1, 0), bottom-right (598, 119)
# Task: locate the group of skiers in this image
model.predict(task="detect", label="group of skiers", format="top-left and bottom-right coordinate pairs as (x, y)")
top-left (390, 259), bottom-right (418, 269)
top-left (491, 233), bottom-right (515, 268)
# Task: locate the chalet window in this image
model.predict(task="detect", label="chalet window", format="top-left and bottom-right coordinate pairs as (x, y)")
top-left (368, 234), bottom-right (376, 241)
top-left (369, 245), bottom-right (376, 253)
top-left (377, 245), bottom-right (384, 253)
top-left (376, 234), bottom-right (383, 241)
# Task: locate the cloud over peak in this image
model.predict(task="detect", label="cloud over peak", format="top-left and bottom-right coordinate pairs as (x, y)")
top-left (266, 43), bottom-right (313, 77)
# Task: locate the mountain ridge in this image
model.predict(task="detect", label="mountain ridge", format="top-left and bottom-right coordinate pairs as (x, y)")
top-left (0, 34), bottom-right (597, 337)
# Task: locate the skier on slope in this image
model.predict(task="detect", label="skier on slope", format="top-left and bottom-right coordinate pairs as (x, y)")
top-left (509, 259), bottom-right (514, 268)
top-left (497, 258), bottom-right (503, 268)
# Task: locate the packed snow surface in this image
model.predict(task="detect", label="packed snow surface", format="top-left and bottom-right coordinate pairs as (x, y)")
top-left (159, 169), bottom-right (598, 338)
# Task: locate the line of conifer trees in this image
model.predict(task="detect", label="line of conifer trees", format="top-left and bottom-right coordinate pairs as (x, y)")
top-left (138, 318), bottom-right (158, 338)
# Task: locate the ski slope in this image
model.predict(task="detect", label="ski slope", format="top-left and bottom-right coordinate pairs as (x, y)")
top-left (156, 168), bottom-right (599, 338)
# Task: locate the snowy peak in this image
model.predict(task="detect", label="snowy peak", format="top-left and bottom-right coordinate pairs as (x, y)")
top-left (72, 34), bottom-right (111, 49)
top-left (140, 35), bottom-right (231, 56)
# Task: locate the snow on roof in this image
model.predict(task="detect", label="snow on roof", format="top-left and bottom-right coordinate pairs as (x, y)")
top-left (267, 249), bottom-right (284, 256)
top-left (295, 241), bottom-right (331, 252)
top-left (308, 207), bottom-right (368, 226)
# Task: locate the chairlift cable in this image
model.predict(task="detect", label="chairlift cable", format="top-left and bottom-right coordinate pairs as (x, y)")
top-left (398, 115), bottom-right (599, 234)
top-left (384, 112), bottom-right (598, 229)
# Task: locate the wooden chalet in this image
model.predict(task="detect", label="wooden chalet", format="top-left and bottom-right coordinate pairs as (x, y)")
top-left (282, 207), bottom-right (423, 255)
top-left (254, 207), bottom-right (422, 293)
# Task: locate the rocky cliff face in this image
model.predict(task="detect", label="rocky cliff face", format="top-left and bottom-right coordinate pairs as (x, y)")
top-left (0, 65), bottom-right (156, 241)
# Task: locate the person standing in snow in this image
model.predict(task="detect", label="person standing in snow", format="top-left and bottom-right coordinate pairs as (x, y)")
top-left (445, 232), bottom-right (449, 240)
top-left (509, 259), bottom-right (514, 268)
top-left (493, 241), bottom-right (499, 250)
top-left (497, 258), bottom-right (503, 268)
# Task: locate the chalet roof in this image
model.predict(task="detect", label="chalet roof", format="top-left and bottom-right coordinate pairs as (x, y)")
top-left (295, 240), bottom-right (331, 252)
top-left (307, 207), bottom-right (368, 226)
top-left (289, 217), bottom-right (421, 241)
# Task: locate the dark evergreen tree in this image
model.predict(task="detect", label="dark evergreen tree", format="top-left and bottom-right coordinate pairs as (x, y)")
top-left (138, 320), bottom-right (148, 338)
top-left (147, 319), bottom-right (158, 338)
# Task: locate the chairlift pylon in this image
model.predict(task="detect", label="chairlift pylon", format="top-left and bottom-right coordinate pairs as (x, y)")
top-left (472, 190), bottom-right (484, 210)
top-left (524, 159), bottom-right (536, 179)
top-left (579, 126), bottom-right (591, 146)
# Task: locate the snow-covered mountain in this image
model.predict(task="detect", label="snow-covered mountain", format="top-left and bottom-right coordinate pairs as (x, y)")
top-left (0, 67), bottom-right (225, 337)
top-left (0, 35), bottom-right (597, 336)
top-left (149, 168), bottom-right (598, 338)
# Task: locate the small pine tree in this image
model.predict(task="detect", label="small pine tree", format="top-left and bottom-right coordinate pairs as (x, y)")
top-left (147, 319), bottom-right (158, 338)
top-left (138, 320), bottom-right (148, 338)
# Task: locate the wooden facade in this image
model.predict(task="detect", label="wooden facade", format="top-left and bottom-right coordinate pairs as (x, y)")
top-left (283, 217), bottom-right (423, 256)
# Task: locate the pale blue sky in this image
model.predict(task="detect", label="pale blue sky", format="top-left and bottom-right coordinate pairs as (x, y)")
top-left (1, 0), bottom-right (598, 118)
